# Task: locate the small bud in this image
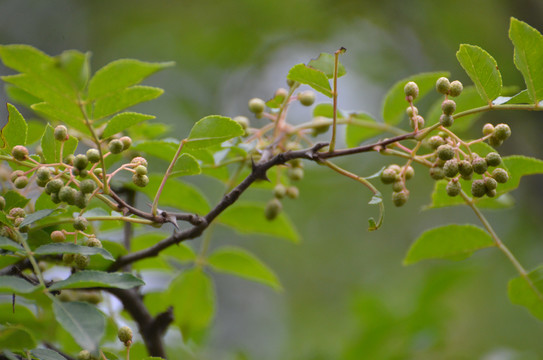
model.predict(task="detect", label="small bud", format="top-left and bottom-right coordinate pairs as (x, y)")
top-left (36, 167), bottom-right (52, 182)
top-left (86, 148), bottom-right (101, 163)
top-left (285, 186), bottom-right (299, 199)
top-left (406, 106), bottom-right (418, 118)
top-left (45, 179), bottom-right (64, 194)
top-left (273, 184), bottom-right (287, 199)
top-left (63, 253), bottom-right (75, 265)
top-left (492, 168), bottom-right (509, 183)
top-left (410, 115), bottom-right (425, 129)
top-left (441, 99), bottom-right (456, 116)
top-left (9, 207), bottom-right (26, 218)
top-left (380, 168), bottom-right (398, 184)
top-left (404, 81), bottom-right (419, 100)
top-left (443, 159), bottom-right (459, 178)
top-left (392, 180), bottom-right (404, 192)
top-left (58, 186), bottom-right (77, 205)
top-left (74, 191), bottom-right (89, 209)
top-left (131, 156), bottom-right (148, 167)
top-left (73, 154), bottom-right (89, 171)
top-left (119, 136), bottom-right (132, 150)
top-left (108, 139), bottom-right (124, 154)
top-left (439, 114), bottom-right (454, 127)
top-left (10, 170), bottom-right (25, 183)
top-left (73, 216), bottom-right (88, 231)
top-left (74, 253), bottom-right (90, 269)
top-left (77, 350), bottom-right (92, 360)
top-left (298, 91), bottom-right (316, 106)
top-left (436, 77), bottom-right (451, 95)
top-left (0, 196), bottom-right (5, 211)
top-left (63, 154), bottom-right (75, 166)
top-left (403, 166), bottom-right (415, 180)
top-left (429, 166), bottom-right (445, 180)
top-left (80, 179), bottom-right (97, 194)
top-left (233, 116), bottom-right (250, 130)
top-left (458, 160), bottom-right (474, 178)
top-left (446, 179), bottom-right (461, 197)
top-left (471, 157), bottom-right (488, 174)
top-left (427, 136), bottom-right (446, 150)
top-left (482, 123), bottom-right (495, 136)
top-left (485, 152), bottom-right (502, 167)
top-left (86, 237), bottom-right (102, 248)
top-left (132, 174), bottom-right (149, 187)
top-left (134, 165), bottom-right (148, 176)
top-left (51, 230), bottom-right (66, 243)
top-left (248, 98), bottom-right (266, 114)
top-left (392, 189), bottom-right (409, 207)
top-left (14, 176), bottom-right (29, 189)
top-left (471, 179), bottom-right (487, 198)
top-left (484, 177), bottom-right (498, 191)
top-left (264, 198), bottom-right (282, 220)
top-left (118, 326), bottom-right (133, 346)
top-left (436, 144), bottom-right (455, 161)
top-left (11, 145), bottom-right (29, 161)
top-left (449, 80), bottom-right (463, 97)
top-left (54, 125), bottom-right (68, 141)
top-left (493, 123), bottom-right (511, 141)
top-left (288, 167), bottom-right (304, 181)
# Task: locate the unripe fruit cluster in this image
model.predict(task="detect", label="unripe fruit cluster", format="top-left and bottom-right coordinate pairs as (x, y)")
top-left (482, 123), bottom-right (512, 147)
top-left (380, 164), bottom-right (415, 207)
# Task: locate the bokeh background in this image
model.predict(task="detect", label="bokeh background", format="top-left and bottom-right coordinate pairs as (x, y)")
top-left (2, 1), bottom-right (543, 359)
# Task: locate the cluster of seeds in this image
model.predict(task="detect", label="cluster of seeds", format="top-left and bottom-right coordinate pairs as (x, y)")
top-left (265, 159), bottom-right (302, 220)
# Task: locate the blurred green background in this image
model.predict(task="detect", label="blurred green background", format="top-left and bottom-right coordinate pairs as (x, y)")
top-left (2, 1), bottom-right (543, 359)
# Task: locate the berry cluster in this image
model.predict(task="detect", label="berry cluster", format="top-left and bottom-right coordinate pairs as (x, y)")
top-left (265, 159), bottom-right (302, 220)
top-left (380, 164), bottom-right (415, 206)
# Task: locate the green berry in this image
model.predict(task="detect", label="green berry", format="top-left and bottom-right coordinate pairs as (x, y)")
top-left (406, 106), bottom-right (418, 118)
top-left (449, 80), bottom-right (463, 97)
top-left (46, 179), bottom-right (64, 194)
top-left (482, 123), bottom-right (495, 136)
top-left (79, 169), bottom-right (88, 178)
top-left (80, 179), bottom-right (97, 194)
top-left (392, 189), bottom-right (409, 207)
top-left (0, 196), bottom-right (5, 211)
top-left (77, 350), bottom-right (92, 360)
top-left (50, 192), bottom-right (61, 204)
top-left (436, 77), bottom-right (451, 95)
top-left (264, 198), bottom-right (282, 220)
top-left (286, 186), bottom-right (299, 199)
top-left (439, 114), bottom-right (454, 127)
top-left (484, 177), bottom-right (498, 191)
top-left (13, 217), bottom-right (24, 228)
top-left (492, 168), bottom-right (509, 183)
top-left (446, 180), bottom-right (461, 197)
top-left (63, 154), bottom-right (74, 165)
top-left (392, 180), bottom-right (404, 192)
top-left (131, 156), bottom-right (148, 167)
top-left (404, 166), bottom-right (415, 180)
top-left (233, 116), bottom-right (250, 130)
top-left (380, 168), bottom-right (398, 184)
top-left (486, 188), bottom-right (497, 197)
top-left (441, 99), bottom-right (456, 116)
top-left (63, 253), bottom-right (75, 265)
top-left (58, 186), bottom-right (77, 205)
top-left (288, 167), bottom-right (304, 181)
top-left (86, 237), bottom-right (102, 248)
top-left (132, 174), bottom-right (149, 187)
top-left (471, 179), bottom-right (487, 198)
top-left (86, 148), bottom-right (101, 163)
top-left (73, 154), bottom-right (89, 170)
top-left (120, 136), bottom-right (132, 150)
top-left (287, 78), bottom-right (296, 87)
top-left (299, 91), bottom-right (316, 106)
top-left (93, 168), bottom-right (103, 177)
top-left (73, 216), bottom-right (88, 231)
top-left (443, 159), bottom-right (459, 178)
top-left (36, 178), bottom-right (49, 188)
top-left (74, 254), bottom-right (90, 269)
top-left (274, 87), bottom-right (288, 99)
top-left (54, 125), bottom-right (68, 141)
top-left (118, 326), bottom-right (133, 345)
top-left (9, 207), bottom-right (26, 218)
top-left (493, 123), bottom-right (511, 141)
top-left (74, 191), bottom-right (89, 209)
top-left (135, 165), bottom-right (148, 176)
top-left (471, 157), bottom-right (488, 174)
top-left (388, 164), bottom-right (401, 173)
top-left (429, 166), bottom-right (445, 180)
top-left (248, 98), bottom-right (266, 114)
top-left (458, 160), bottom-right (474, 178)
top-left (436, 144), bottom-right (455, 161)
top-left (50, 230), bottom-right (66, 243)
top-left (11, 145), bottom-right (29, 161)
top-left (404, 81), bottom-right (419, 100)
top-left (485, 152), bottom-right (501, 167)
top-left (36, 167), bottom-right (52, 181)
top-left (108, 139), bottom-right (124, 154)
top-left (427, 136), bottom-right (446, 150)
top-left (273, 184), bottom-right (287, 199)
top-left (410, 115), bottom-right (424, 129)
top-left (14, 176), bottom-right (28, 189)
top-left (488, 136), bottom-right (503, 147)
top-left (10, 170), bottom-right (25, 183)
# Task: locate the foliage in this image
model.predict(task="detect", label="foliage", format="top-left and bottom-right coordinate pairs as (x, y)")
top-left (1, 17), bottom-right (543, 360)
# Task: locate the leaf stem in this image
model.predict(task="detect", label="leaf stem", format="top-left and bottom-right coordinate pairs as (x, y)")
top-left (17, 233), bottom-right (45, 288)
top-left (329, 47), bottom-right (346, 152)
top-left (152, 139), bottom-right (187, 216)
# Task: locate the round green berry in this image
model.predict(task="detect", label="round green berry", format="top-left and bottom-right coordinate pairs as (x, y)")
top-left (46, 179), bottom-right (64, 194)
top-left (77, 350), bottom-right (92, 360)
top-left (288, 167), bottom-right (304, 181)
top-left (299, 91), bottom-right (316, 106)
top-left (485, 152), bottom-right (501, 167)
top-left (406, 106), bottom-right (418, 118)
top-left (0, 196), bottom-right (5, 211)
top-left (286, 186), bottom-right (299, 199)
top-left (50, 230), bottom-right (66, 243)
top-left (54, 125), bottom-right (68, 141)
top-left (63, 154), bottom-right (74, 165)
top-left (11, 145), bottom-right (29, 161)
top-left (439, 114), bottom-right (454, 127)
top-left (274, 87), bottom-right (288, 99)
top-left (471, 180), bottom-right (487, 198)
top-left (73, 216), bottom-right (88, 231)
top-left (119, 136), bottom-right (132, 150)
top-left (449, 80), bottom-right (463, 97)
top-left (436, 144), bottom-right (455, 161)
top-left (471, 157), bottom-right (488, 174)
top-left (486, 188), bottom-right (497, 197)
top-left (74, 191), bottom-right (89, 209)
top-left (492, 168), bottom-right (509, 183)
top-left (436, 77), bottom-right (451, 95)
top-left (482, 123), bottom-right (495, 136)
top-left (86, 148), bottom-right (101, 163)
top-left (80, 179), bottom-right (97, 194)
top-left (388, 164), bottom-right (401, 174)
top-left (9, 207), bottom-right (26, 218)
top-left (273, 184), bottom-right (287, 199)
top-left (380, 168), bottom-right (398, 184)
top-left (411, 115), bottom-right (424, 129)
top-left (287, 78), bottom-right (296, 87)
top-left (484, 177), bottom-right (498, 191)
top-left (36, 167), bottom-right (52, 182)
top-left (74, 253), bottom-right (90, 269)
top-left (132, 174), bottom-right (149, 187)
top-left (441, 99), bottom-right (456, 116)
top-left (131, 156), bottom-right (148, 167)
top-left (50, 192), bottom-right (61, 204)
top-left (86, 237), bottom-right (102, 248)
top-left (392, 189), bottom-right (409, 207)
top-left (392, 180), bottom-right (404, 192)
top-left (404, 166), bottom-right (415, 180)
top-left (429, 166), bottom-right (445, 180)
top-left (73, 154), bottom-right (89, 171)
top-left (458, 160), bottom-right (474, 178)
top-left (14, 176), bottom-right (28, 189)
top-left (13, 217), bottom-right (24, 228)
top-left (108, 139), bottom-right (124, 154)
top-left (93, 168), bottom-right (103, 177)
top-left (265, 198), bottom-right (282, 220)
top-left (248, 98), bottom-right (266, 114)
top-left (404, 81), bottom-right (419, 100)
top-left (135, 165), bottom-right (147, 176)
top-left (427, 136), bottom-right (446, 150)
top-left (58, 186), bottom-right (77, 205)
top-left (493, 123), bottom-right (511, 141)
top-left (446, 180), bottom-right (462, 197)
top-left (233, 116), bottom-right (250, 130)
top-left (118, 326), bottom-right (133, 345)
top-left (488, 136), bottom-right (503, 147)
top-left (10, 170), bottom-right (25, 183)
top-left (443, 159), bottom-right (459, 178)
top-left (62, 253), bottom-right (75, 265)
top-left (78, 170), bottom-right (88, 179)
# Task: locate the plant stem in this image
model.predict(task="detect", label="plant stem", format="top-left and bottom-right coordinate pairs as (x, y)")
top-left (18, 233), bottom-right (45, 288)
top-left (152, 139), bottom-right (187, 216)
top-left (329, 47), bottom-right (345, 153)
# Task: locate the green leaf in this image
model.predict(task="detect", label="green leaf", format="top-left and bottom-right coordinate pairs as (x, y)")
top-left (500, 156), bottom-right (543, 194)
top-left (31, 348), bottom-right (68, 360)
top-left (3, 190), bottom-right (30, 211)
top-left (217, 202), bottom-right (299, 242)
top-left (101, 112), bottom-right (155, 138)
top-left (287, 64), bottom-right (332, 97)
top-left (382, 71), bottom-right (449, 126)
top-left (4, 84), bottom-right (42, 107)
top-left (0, 236), bottom-right (24, 252)
top-left (0, 275), bottom-right (41, 294)
top-left (186, 115), bottom-right (244, 149)
top-left (0, 326), bottom-right (36, 351)
top-left (307, 53), bottom-right (346, 79)
top-left (345, 112), bottom-right (383, 147)
top-left (1, 103), bottom-right (27, 150)
top-left (509, 18), bottom-right (543, 105)
top-left (56, 49), bottom-right (90, 91)
top-left (19, 209), bottom-right (58, 228)
top-left (88, 59), bottom-right (174, 100)
top-left (131, 232), bottom-right (195, 270)
top-left (171, 153), bottom-right (201, 177)
top-left (34, 243), bottom-right (114, 261)
top-left (0, 44), bottom-right (52, 74)
top-left (456, 44), bottom-right (502, 104)
top-left (508, 266), bottom-right (543, 320)
top-left (49, 270), bottom-right (144, 291)
top-left (53, 299), bottom-right (105, 352)
top-left (93, 85), bottom-right (164, 119)
top-left (0, 211), bottom-right (10, 227)
top-left (312, 103), bottom-right (343, 119)
top-left (428, 178), bottom-right (515, 209)
top-left (169, 268), bottom-right (215, 341)
top-left (31, 101), bottom-right (88, 135)
top-left (208, 246), bottom-right (282, 290)
top-left (132, 139), bottom-right (178, 162)
top-left (40, 124), bottom-right (79, 164)
top-left (404, 224), bottom-right (495, 265)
